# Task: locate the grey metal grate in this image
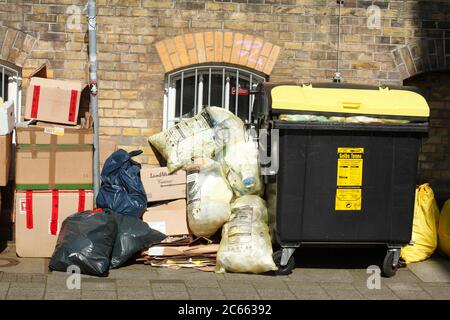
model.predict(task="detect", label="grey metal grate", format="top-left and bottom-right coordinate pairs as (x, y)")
top-left (164, 65), bottom-right (266, 129)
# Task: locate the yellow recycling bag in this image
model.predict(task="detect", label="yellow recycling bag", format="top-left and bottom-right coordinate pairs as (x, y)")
top-left (400, 184), bottom-right (440, 264)
top-left (438, 200), bottom-right (450, 258)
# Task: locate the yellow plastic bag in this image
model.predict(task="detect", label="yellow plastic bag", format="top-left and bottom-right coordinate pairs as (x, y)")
top-left (400, 184), bottom-right (440, 264)
top-left (438, 200), bottom-right (450, 258)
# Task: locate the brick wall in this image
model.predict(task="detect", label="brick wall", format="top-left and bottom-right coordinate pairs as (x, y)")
top-left (0, 0), bottom-right (449, 183)
top-left (405, 70), bottom-right (450, 204)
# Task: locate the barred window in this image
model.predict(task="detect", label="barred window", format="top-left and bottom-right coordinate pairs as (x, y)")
top-left (163, 65), bottom-right (266, 129)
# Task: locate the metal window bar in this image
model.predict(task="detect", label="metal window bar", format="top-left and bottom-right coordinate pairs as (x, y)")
top-left (235, 69), bottom-right (239, 117)
top-left (248, 74), bottom-right (253, 123)
top-left (221, 68), bottom-right (225, 108)
top-left (208, 67), bottom-right (211, 106)
top-left (194, 69), bottom-right (198, 115)
top-left (1, 67), bottom-right (4, 100)
top-left (180, 71), bottom-right (184, 120)
top-left (165, 65), bottom-right (266, 129)
top-left (198, 75), bottom-right (203, 112)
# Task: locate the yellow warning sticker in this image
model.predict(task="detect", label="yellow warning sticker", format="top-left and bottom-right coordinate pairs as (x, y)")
top-left (337, 148), bottom-right (364, 187)
top-left (335, 188), bottom-right (362, 211)
top-left (336, 147), bottom-right (364, 211)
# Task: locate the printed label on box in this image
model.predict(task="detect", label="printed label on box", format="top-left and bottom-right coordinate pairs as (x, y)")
top-left (147, 221), bottom-right (166, 235)
top-left (19, 199), bottom-right (27, 215)
top-left (44, 127), bottom-right (65, 136)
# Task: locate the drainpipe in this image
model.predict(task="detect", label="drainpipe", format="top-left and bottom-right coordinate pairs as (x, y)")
top-left (87, 0), bottom-right (100, 200)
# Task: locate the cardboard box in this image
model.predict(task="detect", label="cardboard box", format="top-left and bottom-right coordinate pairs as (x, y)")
top-left (141, 166), bottom-right (186, 202)
top-left (15, 126), bottom-right (93, 190)
top-left (0, 100), bottom-right (15, 135)
top-left (0, 133), bottom-right (12, 186)
top-left (16, 124), bottom-right (93, 145)
top-left (99, 137), bottom-right (117, 167)
top-left (15, 190), bottom-right (94, 258)
top-left (142, 199), bottom-right (189, 236)
top-left (24, 65), bottom-right (87, 126)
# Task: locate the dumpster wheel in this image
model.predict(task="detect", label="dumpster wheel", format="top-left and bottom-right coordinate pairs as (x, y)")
top-left (381, 249), bottom-right (400, 278)
top-left (273, 250), bottom-right (295, 276)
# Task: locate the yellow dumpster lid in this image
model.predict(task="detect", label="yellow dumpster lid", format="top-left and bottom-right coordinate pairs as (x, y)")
top-left (268, 84), bottom-right (430, 118)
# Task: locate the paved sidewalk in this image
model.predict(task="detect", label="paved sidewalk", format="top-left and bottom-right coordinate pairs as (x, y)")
top-left (0, 244), bottom-right (448, 300)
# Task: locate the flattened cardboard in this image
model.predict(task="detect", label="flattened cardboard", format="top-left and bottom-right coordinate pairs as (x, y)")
top-left (141, 166), bottom-right (186, 202)
top-left (142, 199), bottom-right (189, 236)
top-left (16, 125), bottom-right (93, 145)
top-left (147, 244), bottom-right (219, 257)
top-left (0, 134), bottom-right (11, 186)
top-left (24, 77), bottom-right (87, 126)
top-left (15, 190), bottom-right (94, 258)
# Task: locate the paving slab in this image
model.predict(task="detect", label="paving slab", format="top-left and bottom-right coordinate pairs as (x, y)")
top-left (407, 256), bottom-right (450, 283)
top-left (188, 287), bottom-right (226, 300)
top-left (9, 282), bottom-right (46, 289)
top-left (153, 290), bottom-right (190, 300)
top-left (319, 283), bottom-right (365, 300)
top-left (6, 287), bottom-right (45, 300)
top-left (81, 279), bottom-right (117, 291)
top-left (185, 279), bottom-right (220, 288)
top-left (116, 279), bottom-right (151, 288)
top-left (218, 280), bottom-right (257, 293)
top-left (0, 255), bottom-right (48, 274)
top-left (256, 288), bottom-right (296, 300)
top-left (224, 292), bottom-right (261, 300)
top-left (108, 269), bottom-right (160, 280)
top-left (354, 285), bottom-right (400, 300)
top-left (421, 283), bottom-right (450, 300)
top-left (288, 268), bottom-right (355, 283)
top-left (81, 290), bottom-right (117, 300)
top-left (0, 282), bottom-right (9, 300)
top-left (117, 287), bottom-right (154, 300)
top-left (252, 279), bottom-right (289, 290)
top-left (287, 282), bottom-right (330, 300)
top-left (151, 280), bottom-right (188, 292)
top-left (387, 283), bottom-right (433, 300)
top-left (44, 292), bottom-right (81, 300)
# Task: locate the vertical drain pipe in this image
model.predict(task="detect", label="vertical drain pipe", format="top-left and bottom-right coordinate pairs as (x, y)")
top-left (87, 0), bottom-right (100, 199)
top-left (334, 0), bottom-right (344, 83)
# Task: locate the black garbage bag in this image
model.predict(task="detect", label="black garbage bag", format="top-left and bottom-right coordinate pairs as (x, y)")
top-left (110, 212), bottom-right (167, 269)
top-left (96, 149), bottom-right (147, 218)
top-left (48, 209), bottom-right (117, 277)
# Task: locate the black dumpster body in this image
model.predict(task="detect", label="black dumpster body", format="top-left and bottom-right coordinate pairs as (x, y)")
top-left (254, 83), bottom-right (430, 277)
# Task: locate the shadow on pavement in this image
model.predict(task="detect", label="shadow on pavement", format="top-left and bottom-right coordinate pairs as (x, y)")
top-left (292, 246), bottom-right (387, 269)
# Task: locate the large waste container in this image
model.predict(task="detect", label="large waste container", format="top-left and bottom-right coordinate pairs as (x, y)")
top-left (253, 83), bottom-right (430, 277)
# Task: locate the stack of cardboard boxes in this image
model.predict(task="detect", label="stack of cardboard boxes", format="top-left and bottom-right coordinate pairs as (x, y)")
top-left (140, 166), bottom-right (219, 271)
top-left (141, 166), bottom-right (188, 237)
top-left (14, 65), bottom-right (95, 258)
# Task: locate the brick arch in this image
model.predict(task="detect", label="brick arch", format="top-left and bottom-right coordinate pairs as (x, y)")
top-left (0, 26), bottom-right (38, 68)
top-left (391, 38), bottom-right (450, 81)
top-left (155, 32), bottom-right (281, 76)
